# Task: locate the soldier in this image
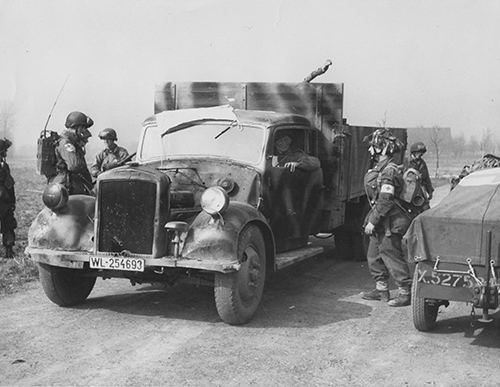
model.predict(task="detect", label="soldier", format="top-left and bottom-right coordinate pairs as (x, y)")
top-left (361, 129), bottom-right (414, 307)
top-left (49, 111), bottom-right (94, 195)
top-left (450, 153), bottom-right (500, 190)
top-left (274, 134), bottom-right (320, 172)
top-left (408, 142), bottom-right (434, 209)
top-left (273, 134), bottom-right (321, 237)
top-left (0, 138), bottom-right (16, 258)
top-left (90, 128), bottom-right (129, 178)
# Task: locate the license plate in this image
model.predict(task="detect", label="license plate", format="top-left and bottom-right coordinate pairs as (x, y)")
top-left (417, 268), bottom-right (473, 288)
top-left (89, 256), bottom-right (145, 272)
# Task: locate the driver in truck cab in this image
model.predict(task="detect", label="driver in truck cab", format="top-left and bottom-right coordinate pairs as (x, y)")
top-left (273, 134), bottom-right (320, 172)
top-left (361, 129), bottom-right (414, 307)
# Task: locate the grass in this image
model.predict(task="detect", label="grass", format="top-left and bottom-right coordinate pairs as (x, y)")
top-left (0, 159), bottom-right (46, 295)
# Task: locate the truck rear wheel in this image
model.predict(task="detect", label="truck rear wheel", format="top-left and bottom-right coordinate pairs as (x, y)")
top-left (214, 225), bottom-right (266, 325)
top-left (412, 266), bottom-right (439, 331)
top-left (38, 263), bottom-right (96, 306)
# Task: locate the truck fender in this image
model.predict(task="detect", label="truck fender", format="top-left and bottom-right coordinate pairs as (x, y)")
top-left (182, 201), bottom-right (275, 269)
top-left (28, 195), bottom-right (95, 252)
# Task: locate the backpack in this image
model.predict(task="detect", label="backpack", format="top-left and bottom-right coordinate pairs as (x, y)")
top-left (36, 130), bottom-right (60, 178)
top-left (400, 167), bottom-right (428, 207)
top-left (364, 163), bottom-right (428, 208)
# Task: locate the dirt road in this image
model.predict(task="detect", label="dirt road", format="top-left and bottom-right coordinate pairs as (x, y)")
top-left (2, 185), bottom-right (499, 386)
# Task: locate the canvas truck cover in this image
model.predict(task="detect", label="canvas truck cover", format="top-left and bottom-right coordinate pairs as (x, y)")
top-left (406, 168), bottom-right (500, 266)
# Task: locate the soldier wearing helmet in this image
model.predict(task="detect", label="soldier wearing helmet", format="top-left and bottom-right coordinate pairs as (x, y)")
top-left (90, 128), bottom-right (129, 178)
top-left (361, 128), bottom-right (413, 307)
top-left (408, 141), bottom-right (434, 206)
top-left (0, 138), bottom-right (16, 258)
top-left (49, 111), bottom-right (94, 195)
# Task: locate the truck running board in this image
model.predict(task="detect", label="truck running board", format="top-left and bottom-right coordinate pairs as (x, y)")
top-left (275, 246), bottom-right (324, 271)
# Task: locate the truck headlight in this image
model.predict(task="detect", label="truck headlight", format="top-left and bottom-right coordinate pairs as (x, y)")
top-left (42, 183), bottom-right (69, 212)
top-left (201, 186), bottom-right (229, 215)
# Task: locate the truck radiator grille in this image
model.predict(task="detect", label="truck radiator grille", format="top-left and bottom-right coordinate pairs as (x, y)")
top-left (98, 181), bottom-right (156, 254)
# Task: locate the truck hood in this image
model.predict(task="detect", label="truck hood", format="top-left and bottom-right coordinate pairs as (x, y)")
top-left (406, 168), bottom-right (500, 265)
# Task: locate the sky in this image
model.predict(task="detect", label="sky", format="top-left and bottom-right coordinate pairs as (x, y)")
top-left (0, 0), bottom-right (499, 156)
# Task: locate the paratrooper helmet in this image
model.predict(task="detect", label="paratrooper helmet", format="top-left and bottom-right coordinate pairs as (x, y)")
top-left (410, 141), bottom-right (427, 154)
top-left (364, 128), bottom-right (403, 157)
top-left (0, 138), bottom-right (12, 153)
top-left (98, 128), bottom-right (117, 141)
top-left (65, 111), bottom-right (94, 129)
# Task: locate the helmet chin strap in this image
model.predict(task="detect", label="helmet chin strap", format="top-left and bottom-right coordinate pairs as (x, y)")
top-left (381, 143), bottom-right (389, 156)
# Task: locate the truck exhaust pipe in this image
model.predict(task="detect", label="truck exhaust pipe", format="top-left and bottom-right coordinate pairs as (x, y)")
top-left (303, 59), bottom-right (333, 83)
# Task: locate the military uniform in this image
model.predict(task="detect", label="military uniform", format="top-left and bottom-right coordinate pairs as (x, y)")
top-left (0, 140), bottom-right (16, 257)
top-left (365, 157), bottom-right (413, 296)
top-left (49, 129), bottom-right (93, 195)
top-left (362, 129), bottom-right (413, 307)
top-left (409, 157), bottom-right (434, 208)
top-left (90, 144), bottom-right (129, 178)
top-left (276, 149), bottom-right (321, 171)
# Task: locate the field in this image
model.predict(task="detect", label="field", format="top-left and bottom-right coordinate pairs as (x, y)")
top-left (0, 159), bottom-right (46, 294)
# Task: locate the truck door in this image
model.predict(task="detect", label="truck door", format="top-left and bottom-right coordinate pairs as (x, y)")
top-left (266, 127), bottom-right (323, 252)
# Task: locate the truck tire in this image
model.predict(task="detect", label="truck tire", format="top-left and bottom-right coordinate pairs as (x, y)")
top-left (38, 263), bottom-right (96, 306)
top-left (214, 225), bottom-right (266, 325)
top-left (412, 266), bottom-right (439, 331)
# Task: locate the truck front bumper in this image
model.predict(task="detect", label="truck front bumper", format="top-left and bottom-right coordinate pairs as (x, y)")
top-left (26, 247), bottom-right (241, 274)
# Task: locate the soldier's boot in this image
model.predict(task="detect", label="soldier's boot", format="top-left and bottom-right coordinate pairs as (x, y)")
top-left (361, 281), bottom-right (389, 302)
top-left (4, 246), bottom-right (14, 259)
top-left (361, 289), bottom-right (390, 301)
top-left (388, 287), bottom-right (411, 307)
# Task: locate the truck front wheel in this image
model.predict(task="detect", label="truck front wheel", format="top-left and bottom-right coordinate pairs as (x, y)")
top-left (412, 266), bottom-right (439, 331)
top-left (214, 225), bottom-right (266, 325)
top-left (38, 263), bottom-right (96, 306)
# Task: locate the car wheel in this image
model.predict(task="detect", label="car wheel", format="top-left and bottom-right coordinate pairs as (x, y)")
top-left (412, 265), bottom-right (439, 331)
top-left (38, 263), bottom-right (96, 306)
top-left (214, 225), bottom-right (266, 325)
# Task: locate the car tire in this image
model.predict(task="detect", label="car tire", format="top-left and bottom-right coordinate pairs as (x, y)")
top-left (412, 265), bottom-right (439, 331)
top-left (38, 263), bottom-right (96, 306)
top-left (214, 225), bottom-right (266, 325)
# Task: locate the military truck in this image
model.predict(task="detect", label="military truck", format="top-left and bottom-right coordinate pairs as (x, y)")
top-left (27, 80), bottom-right (407, 325)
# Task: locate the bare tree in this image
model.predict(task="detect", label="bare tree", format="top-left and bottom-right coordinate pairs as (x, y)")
top-left (468, 136), bottom-right (480, 157)
top-left (479, 128), bottom-right (495, 155)
top-left (0, 100), bottom-right (15, 139)
top-left (450, 133), bottom-right (466, 158)
top-left (376, 111), bottom-right (388, 128)
top-left (429, 126), bottom-right (444, 177)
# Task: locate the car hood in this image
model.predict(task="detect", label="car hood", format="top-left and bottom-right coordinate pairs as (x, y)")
top-left (406, 168), bottom-right (500, 265)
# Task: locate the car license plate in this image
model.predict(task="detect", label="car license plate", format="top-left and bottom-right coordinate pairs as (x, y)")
top-left (89, 256), bottom-right (145, 272)
top-left (417, 268), bottom-right (472, 288)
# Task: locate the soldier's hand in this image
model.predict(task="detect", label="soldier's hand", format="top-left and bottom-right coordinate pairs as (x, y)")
top-left (284, 162), bottom-right (299, 172)
top-left (364, 222), bottom-right (375, 235)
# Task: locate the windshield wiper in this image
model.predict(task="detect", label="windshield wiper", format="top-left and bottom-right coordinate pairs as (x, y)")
top-left (214, 121), bottom-right (238, 140)
top-left (156, 167), bottom-right (206, 188)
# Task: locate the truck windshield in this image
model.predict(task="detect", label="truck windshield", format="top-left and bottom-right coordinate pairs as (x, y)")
top-left (140, 122), bottom-right (266, 164)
